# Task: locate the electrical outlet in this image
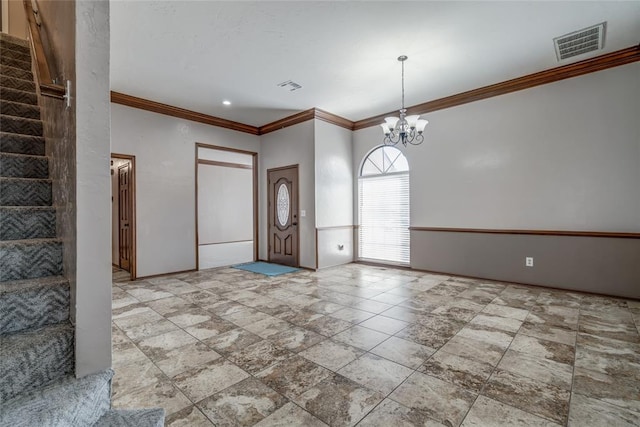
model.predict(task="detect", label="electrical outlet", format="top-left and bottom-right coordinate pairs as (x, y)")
top-left (300, 210), bottom-right (306, 217)
top-left (525, 257), bottom-right (534, 267)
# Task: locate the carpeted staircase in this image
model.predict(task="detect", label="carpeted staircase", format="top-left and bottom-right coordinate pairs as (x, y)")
top-left (0, 33), bottom-right (163, 426)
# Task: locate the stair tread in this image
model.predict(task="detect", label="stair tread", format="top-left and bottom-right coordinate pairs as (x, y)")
top-left (0, 176), bottom-right (51, 182)
top-left (0, 33), bottom-right (29, 48)
top-left (93, 408), bottom-right (165, 427)
top-left (0, 237), bottom-right (62, 246)
top-left (0, 151), bottom-right (47, 160)
top-left (0, 98), bottom-right (41, 109)
top-left (0, 321), bottom-right (72, 343)
top-left (0, 369), bottom-right (113, 427)
top-left (0, 275), bottom-right (68, 294)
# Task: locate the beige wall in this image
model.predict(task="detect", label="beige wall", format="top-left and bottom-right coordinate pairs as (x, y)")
top-left (6, 0), bottom-right (27, 39)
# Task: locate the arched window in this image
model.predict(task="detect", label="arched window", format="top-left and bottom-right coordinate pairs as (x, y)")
top-left (358, 146), bottom-right (410, 265)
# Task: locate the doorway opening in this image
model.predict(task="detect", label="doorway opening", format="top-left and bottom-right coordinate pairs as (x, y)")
top-left (267, 164), bottom-right (299, 267)
top-left (111, 153), bottom-right (136, 280)
top-left (358, 146), bottom-right (410, 265)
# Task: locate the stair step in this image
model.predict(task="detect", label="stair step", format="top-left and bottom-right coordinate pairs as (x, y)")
top-left (0, 33), bottom-right (29, 50)
top-left (1, 64), bottom-right (34, 81)
top-left (0, 46), bottom-right (31, 63)
top-left (0, 177), bottom-right (52, 206)
top-left (0, 152), bottom-right (48, 178)
top-left (93, 408), bottom-right (165, 427)
top-left (0, 369), bottom-right (113, 427)
top-left (0, 54), bottom-right (31, 71)
top-left (0, 115), bottom-right (43, 136)
top-left (1, 74), bottom-right (36, 93)
top-left (0, 86), bottom-right (38, 105)
top-left (0, 322), bottom-right (74, 402)
top-left (0, 238), bottom-right (62, 281)
top-left (0, 206), bottom-right (56, 240)
top-left (0, 99), bottom-right (41, 120)
top-left (0, 132), bottom-right (45, 155)
top-left (0, 276), bottom-right (69, 334)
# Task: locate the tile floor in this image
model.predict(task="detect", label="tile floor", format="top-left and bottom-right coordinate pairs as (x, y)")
top-left (111, 264), bottom-right (640, 426)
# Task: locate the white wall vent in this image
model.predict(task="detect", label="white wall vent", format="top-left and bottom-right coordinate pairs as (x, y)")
top-left (277, 80), bottom-right (303, 91)
top-left (554, 22), bottom-right (606, 61)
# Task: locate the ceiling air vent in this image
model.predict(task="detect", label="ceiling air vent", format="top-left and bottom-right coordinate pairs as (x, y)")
top-left (277, 80), bottom-right (303, 92)
top-left (554, 22), bottom-right (606, 61)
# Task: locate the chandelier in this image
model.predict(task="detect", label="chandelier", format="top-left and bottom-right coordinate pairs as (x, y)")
top-left (381, 55), bottom-right (428, 146)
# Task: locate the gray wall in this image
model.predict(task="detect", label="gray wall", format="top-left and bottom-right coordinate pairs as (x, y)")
top-left (110, 104), bottom-right (260, 277)
top-left (75, 0), bottom-right (112, 377)
top-left (259, 121), bottom-right (316, 269)
top-left (314, 120), bottom-right (354, 269)
top-left (354, 62), bottom-right (640, 297)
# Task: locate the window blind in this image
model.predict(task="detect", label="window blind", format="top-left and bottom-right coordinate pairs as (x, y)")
top-left (358, 172), bottom-right (410, 264)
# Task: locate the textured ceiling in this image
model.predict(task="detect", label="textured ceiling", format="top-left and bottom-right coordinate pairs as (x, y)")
top-left (110, 1), bottom-right (640, 127)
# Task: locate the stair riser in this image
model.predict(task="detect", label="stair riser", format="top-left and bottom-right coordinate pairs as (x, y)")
top-left (0, 100), bottom-right (41, 120)
top-left (0, 116), bottom-right (43, 136)
top-left (0, 55), bottom-right (31, 71)
top-left (0, 87), bottom-right (38, 105)
top-left (0, 154), bottom-right (49, 179)
top-left (0, 241), bottom-right (62, 281)
top-left (0, 208), bottom-right (56, 239)
top-left (0, 369), bottom-right (114, 427)
top-left (0, 179), bottom-right (52, 206)
top-left (0, 285), bottom-right (69, 334)
top-left (0, 39), bottom-right (30, 55)
top-left (1, 75), bottom-right (36, 92)
top-left (0, 326), bottom-right (74, 402)
top-left (0, 47), bottom-right (31, 63)
top-left (0, 133), bottom-right (45, 155)
top-left (0, 64), bottom-right (33, 81)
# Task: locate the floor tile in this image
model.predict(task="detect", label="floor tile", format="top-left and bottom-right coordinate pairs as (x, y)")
top-left (461, 395), bottom-right (561, 427)
top-left (389, 371), bottom-right (477, 426)
top-left (481, 303), bottom-right (530, 321)
top-left (166, 308), bottom-right (213, 328)
top-left (227, 339), bottom-right (293, 374)
top-left (357, 399), bottom-right (446, 426)
top-left (165, 405), bottom-right (215, 427)
top-left (509, 333), bottom-right (575, 365)
top-left (572, 367), bottom-right (640, 413)
top-left (330, 307), bottom-right (375, 324)
top-left (154, 342), bottom-right (221, 378)
top-left (579, 316), bottom-right (640, 343)
top-left (112, 358), bottom-right (166, 399)
top-left (483, 369), bottom-right (570, 424)
top-left (113, 309), bottom-right (164, 329)
top-left (126, 287), bottom-right (174, 302)
top-left (333, 325), bottom-right (390, 351)
top-left (112, 341), bottom-right (150, 368)
top-left (202, 328), bottom-right (262, 356)
top-left (112, 379), bottom-right (192, 416)
top-left (239, 316), bottom-right (293, 339)
top-left (276, 309), bottom-right (325, 327)
top-left (497, 349), bottom-right (573, 390)
top-left (568, 393), bottom-right (640, 427)
top-left (256, 354), bottom-right (332, 399)
top-left (197, 377), bottom-right (288, 426)
top-left (439, 328), bottom-right (512, 366)
top-left (299, 339), bottom-right (365, 371)
top-left (137, 329), bottom-right (199, 360)
top-left (370, 336), bottom-right (436, 369)
top-left (519, 322), bottom-right (576, 346)
top-left (253, 402), bottom-right (328, 426)
top-left (183, 316), bottom-right (236, 340)
top-left (419, 350), bottom-right (494, 393)
top-left (222, 307), bottom-right (272, 327)
top-left (267, 326), bottom-right (326, 352)
top-left (469, 313), bottom-right (522, 333)
top-left (294, 373), bottom-right (384, 427)
top-left (172, 359), bottom-right (249, 403)
top-left (358, 315), bottom-right (409, 335)
top-left (123, 319), bottom-right (180, 342)
top-left (338, 353), bottom-right (413, 395)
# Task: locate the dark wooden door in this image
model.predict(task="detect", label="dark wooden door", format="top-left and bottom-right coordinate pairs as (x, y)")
top-left (118, 163), bottom-right (131, 271)
top-left (268, 165), bottom-right (299, 267)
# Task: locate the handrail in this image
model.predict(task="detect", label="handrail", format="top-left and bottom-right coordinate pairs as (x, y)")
top-left (22, 0), bottom-right (65, 99)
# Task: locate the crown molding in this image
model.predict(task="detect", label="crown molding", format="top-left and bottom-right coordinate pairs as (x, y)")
top-left (353, 45), bottom-right (640, 130)
top-left (410, 227), bottom-right (640, 239)
top-left (110, 91), bottom-right (260, 135)
top-left (110, 45), bottom-right (639, 136)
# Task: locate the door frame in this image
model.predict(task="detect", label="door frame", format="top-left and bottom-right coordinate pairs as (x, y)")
top-left (267, 164), bottom-right (300, 267)
top-left (194, 142), bottom-right (258, 270)
top-left (111, 153), bottom-right (137, 280)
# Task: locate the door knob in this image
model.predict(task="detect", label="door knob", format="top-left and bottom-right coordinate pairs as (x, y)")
top-left (292, 222), bottom-right (298, 226)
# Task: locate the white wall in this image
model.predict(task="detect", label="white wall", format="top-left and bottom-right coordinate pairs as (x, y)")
top-left (354, 62), bottom-right (640, 233)
top-left (75, 0), bottom-right (111, 377)
top-left (314, 120), bottom-right (354, 268)
top-left (110, 104), bottom-right (260, 277)
top-left (259, 121), bottom-right (316, 268)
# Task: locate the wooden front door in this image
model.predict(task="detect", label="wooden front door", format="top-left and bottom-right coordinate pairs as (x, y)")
top-left (268, 165), bottom-right (299, 267)
top-left (118, 162), bottom-right (132, 271)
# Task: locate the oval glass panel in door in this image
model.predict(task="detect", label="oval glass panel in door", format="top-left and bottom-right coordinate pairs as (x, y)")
top-left (277, 183), bottom-right (290, 227)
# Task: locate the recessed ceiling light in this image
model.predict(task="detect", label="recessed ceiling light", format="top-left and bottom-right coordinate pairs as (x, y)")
top-left (222, 100), bottom-right (231, 106)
